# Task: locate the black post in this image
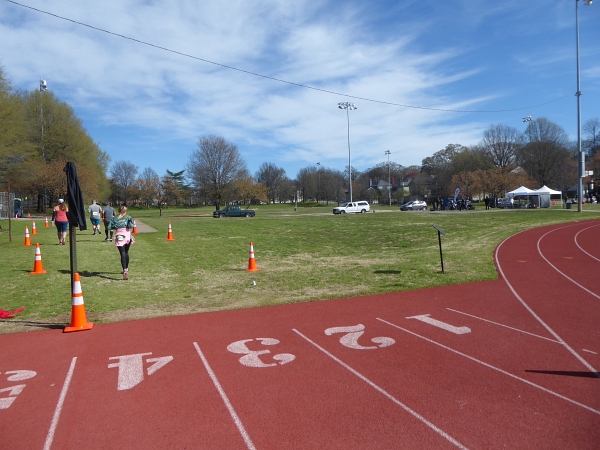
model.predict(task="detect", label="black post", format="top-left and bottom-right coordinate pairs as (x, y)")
top-left (438, 230), bottom-right (444, 274)
top-left (69, 224), bottom-right (77, 288)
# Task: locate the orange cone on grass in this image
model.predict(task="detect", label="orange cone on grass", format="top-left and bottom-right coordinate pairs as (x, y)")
top-left (30, 243), bottom-right (47, 275)
top-left (64, 273), bottom-right (94, 333)
top-left (132, 218), bottom-right (138, 234)
top-left (167, 222), bottom-right (175, 241)
top-left (246, 242), bottom-right (260, 272)
top-left (45, 217), bottom-right (50, 228)
top-left (27, 213), bottom-right (31, 219)
top-left (23, 226), bottom-right (32, 246)
top-left (31, 221), bottom-right (37, 235)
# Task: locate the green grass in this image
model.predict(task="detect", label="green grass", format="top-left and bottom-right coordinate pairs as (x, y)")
top-left (1, 204), bottom-right (599, 332)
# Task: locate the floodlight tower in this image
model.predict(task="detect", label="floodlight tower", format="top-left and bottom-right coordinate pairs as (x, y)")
top-left (338, 102), bottom-right (357, 202)
top-left (576, 0), bottom-right (593, 212)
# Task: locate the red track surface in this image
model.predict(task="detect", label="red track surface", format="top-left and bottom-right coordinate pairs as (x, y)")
top-left (1, 221), bottom-right (599, 449)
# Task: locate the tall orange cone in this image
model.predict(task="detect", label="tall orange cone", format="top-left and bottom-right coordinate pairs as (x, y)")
top-left (27, 213), bottom-right (31, 219)
top-left (132, 218), bottom-right (138, 234)
top-left (246, 242), bottom-right (260, 272)
top-left (23, 226), bottom-right (32, 246)
top-left (45, 217), bottom-right (50, 228)
top-left (167, 222), bottom-right (175, 241)
top-left (31, 221), bottom-right (38, 235)
top-left (30, 243), bottom-right (47, 275)
top-left (64, 273), bottom-right (94, 333)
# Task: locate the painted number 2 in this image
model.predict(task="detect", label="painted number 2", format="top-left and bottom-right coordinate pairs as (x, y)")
top-left (227, 338), bottom-right (295, 368)
top-left (0, 370), bottom-right (37, 410)
top-left (325, 324), bottom-right (395, 350)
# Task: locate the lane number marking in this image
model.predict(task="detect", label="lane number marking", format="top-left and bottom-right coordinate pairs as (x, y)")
top-left (324, 324), bottom-right (395, 350)
top-left (227, 338), bottom-right (295, 368)
top-left (0, 370), bottom-right (37, 410)
top-left (406, 314), bottom-right (471, 335)
top-left (108, 353), bottom-right (173, 391)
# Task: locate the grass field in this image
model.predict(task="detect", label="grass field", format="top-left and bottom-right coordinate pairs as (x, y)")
top-left (1, 203), bottom-right (599, 333)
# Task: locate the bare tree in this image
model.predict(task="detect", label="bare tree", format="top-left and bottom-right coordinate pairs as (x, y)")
top-left (110, 160), bottom-right (138, 205)
top-left (481, 124), bottom-right (521, 168)
top-left (518, 118), bottom-right (571, 187)
top-left (255, 162), bottom-right (286, 203)
top-left (186, 135), bottom-right (247, 210)
top-left (583, 118), bottom-right (600, 157)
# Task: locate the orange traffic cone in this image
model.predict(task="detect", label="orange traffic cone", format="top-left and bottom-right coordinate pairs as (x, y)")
top-left (31, 221), bottom-right (38, 235)
top-left (23, 226), bottom-right (32, 246)
top-left (27, 213), bottom-right (31, 219)
top-left (167, 222), bottom-right (175, 241)
top-left (64, 273), bottom-right (94, 333)
top-left (246, 242), bottom-right (260, 272)
top-left (30, 243), bottom-right (47, 275)
top-left (132, 218), bottom-right (138, 234)
top-left (45, 217), bottom-right (50, 228)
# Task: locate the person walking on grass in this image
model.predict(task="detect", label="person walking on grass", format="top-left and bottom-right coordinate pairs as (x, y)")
top-left (102, 202), bottom-right (116, 242)
top-left (107, 205), bottom-right (135, 280)
top-left (51, 199), bottom-right (68, 245)
top-left (88, 200), bottom-right (102, 235)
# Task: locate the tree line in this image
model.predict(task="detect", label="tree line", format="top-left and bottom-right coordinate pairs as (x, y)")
top-left (4, 63), bottom-right (600, 209)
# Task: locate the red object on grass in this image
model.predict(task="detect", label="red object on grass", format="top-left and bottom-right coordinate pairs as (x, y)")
top-left (0, 307), bottom-right (24, 319)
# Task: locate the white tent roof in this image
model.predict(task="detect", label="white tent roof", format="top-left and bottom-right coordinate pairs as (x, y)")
top-left (506, 186), bottom-right (536, 197)
top-left (534, 185), bottom-right (562, 195)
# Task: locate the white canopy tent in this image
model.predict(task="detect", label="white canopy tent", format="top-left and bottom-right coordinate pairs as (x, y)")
top-left (506, 186), bottom-right (536, 197)
top-left (533, 185), bottom-right (563, 208)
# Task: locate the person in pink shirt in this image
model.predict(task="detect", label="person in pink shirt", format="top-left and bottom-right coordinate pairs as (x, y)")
top-left (51, 199), bottom-right (69, 245)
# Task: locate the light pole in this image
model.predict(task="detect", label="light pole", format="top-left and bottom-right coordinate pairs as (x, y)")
top-left (576, 0), bottom-right (593, 212)
top-left (338, 102), bottom-right (357, 202)
top-left (316, 162), bottom-right (321, 203)
top-left (385, 150), bottom-right (391, 206)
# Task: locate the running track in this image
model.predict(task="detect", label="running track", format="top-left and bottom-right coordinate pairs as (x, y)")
top-left (1, 220), bottom-right (599, 449)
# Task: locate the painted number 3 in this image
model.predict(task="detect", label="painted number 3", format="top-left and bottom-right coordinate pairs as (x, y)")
top-left (227, 338), bottom-right (296, 368)
top-left (325, 324), bottom-right (395, 350)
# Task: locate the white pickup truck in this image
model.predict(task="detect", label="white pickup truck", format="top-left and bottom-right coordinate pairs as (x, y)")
top-left (332, 201), bottom-right (371, 214)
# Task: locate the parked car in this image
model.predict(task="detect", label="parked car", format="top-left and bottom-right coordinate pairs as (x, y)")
top-left (400, 200), bottom-right (427, 211)
top-left (496, 198), bottom-right (511, 209)
top-left (213, 205), bottom-right (256, 218)
top-left (332, 201), bottom-right (370, 214)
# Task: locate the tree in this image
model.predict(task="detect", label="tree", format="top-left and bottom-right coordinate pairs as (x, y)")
top-left (518, 118), bottom-right (571, 187)
top-left (481, 124), bottom-right (521, 168)
top-left (110, 161), bottom-right (138, 205)
top-left (187, 135), bottom-right (247, 210)
top-left (137, 167), bottom-right (160, 208)
top-left (583, 118), bottom-right (600, 157)
top-left (163, 169), bottom-right (188, 206)
top-left (232, 177), bottom-right (268, 206)
top-left (256, 162), bottom-right (286, 203)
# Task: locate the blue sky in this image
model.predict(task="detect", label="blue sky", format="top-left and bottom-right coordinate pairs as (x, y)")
top-left (2, 0), bottom-right (599, 181)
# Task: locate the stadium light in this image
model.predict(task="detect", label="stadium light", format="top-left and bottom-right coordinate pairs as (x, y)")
top-left (338, 102), bottom-right (357, 202)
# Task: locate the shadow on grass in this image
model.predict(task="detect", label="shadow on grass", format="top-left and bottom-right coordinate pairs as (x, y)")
top-left (58, 269), bottom-right (122, 280)
top-left (0, 319), bottom-right (65, 330)
top-left (525, 370), bottom-right (600, 379)
top-left (374, 270), bottom-right (402, 274)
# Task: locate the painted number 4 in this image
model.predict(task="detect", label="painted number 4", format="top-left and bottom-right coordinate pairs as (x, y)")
top-left (227, 338), bottom-right (295, 368)
top-left (325, 324), bottom-right (395, 350)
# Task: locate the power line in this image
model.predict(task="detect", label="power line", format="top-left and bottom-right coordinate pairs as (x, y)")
top-left (6, 0), bottom-right (569, 113)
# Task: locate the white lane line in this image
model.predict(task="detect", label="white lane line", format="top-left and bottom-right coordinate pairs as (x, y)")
top-left (537, 227), bottom-right (600, 301)
top-left (446, 308), bottom-right (560, 343)
top-left (574, 225), bottom-right (600, 263)
top-left (377, 319), bottom-right (600, 416)
top-left (582, 349), bottom-right (598, 355)
top-left (193, 342), bottom-right (256, 450)
top-left (495, 233), bottom-right (600, 378)
top-left (43, 357), bottom-right (77, 450)
top-left (292, 328), bottom-right (469, 450)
